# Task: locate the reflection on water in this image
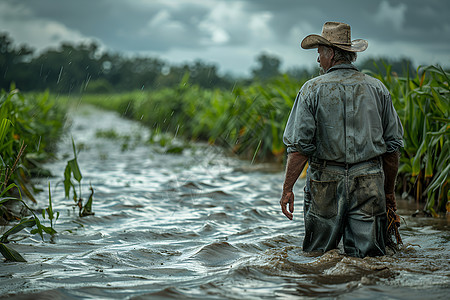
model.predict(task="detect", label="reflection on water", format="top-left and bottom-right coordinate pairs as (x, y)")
top-left (1, 106), bottom-right (449, 299)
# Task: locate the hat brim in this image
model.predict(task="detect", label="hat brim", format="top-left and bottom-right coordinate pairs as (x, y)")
top-left (301, 34), bottom-right (368, 52)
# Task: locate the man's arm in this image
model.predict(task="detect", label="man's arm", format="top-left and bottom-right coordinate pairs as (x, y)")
top-left (383, 150), bottom-right (403, 245)
top-left (280, 152), bottom-right (308, 220)
top-left (382, 150), bottom-right (400, 211)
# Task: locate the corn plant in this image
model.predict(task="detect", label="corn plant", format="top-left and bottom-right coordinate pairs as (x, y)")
top-left (0, 87), bottom-right (68, 262)
top-left (409, 66), bottom-right (449, 215)
top-left (213, 75), bottom-right (301, 162)
top-left (63, 138), bottom-right (94, 217)
top-left (0, 87), bottom-right (66, 205)
top-left (0, 152), bottom-right (49, 262)
top-left (39, 182), bottom-right (59, 235)
top-left (0, 187), bottom-right (53, 262)
top-left (371, 64), bottom-right (449, 215)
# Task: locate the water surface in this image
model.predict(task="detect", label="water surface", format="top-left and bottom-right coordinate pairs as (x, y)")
top-left (1, 106), bottom-right (449, 299)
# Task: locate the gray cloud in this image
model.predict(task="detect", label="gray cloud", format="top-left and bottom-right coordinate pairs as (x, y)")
top-left (2, 0), bottom-right (449, 75)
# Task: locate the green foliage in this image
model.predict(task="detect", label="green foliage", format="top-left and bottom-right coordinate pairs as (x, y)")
top-left (85, 79), bottom-right (114, 94)
top-left (77, 74), bottom-right (303, 162)
top-left (369, 64), bottom-right (449, 215)
top-left (357, 57), bottom-right (416, 77)
top-left (40, 182), bottom-right (59, 235)
top-left (0, 32), bottom-right (234, 93)
top-left (251, 53), bottom-right (282, 81)
top-left (63, 138), bottom-right (95, 217)
top-left (0, 243), bottom-right (27, 262)
top-left (0, 183), bottom-right (53, 262)
top-left (0, 87), bottom-right (66, 198)
top-left (95, 128), bottom-right (143, 152)
top-left (80, 186), bottom-right (95, 217)
top-left (64, 138), bottom-right (83, 202)
top-left (0, 87), bottom-right (67, 262)
top-left (0, 138), bottom-right (93, 262)
top-left (0, 217), bottom-right (36, 243)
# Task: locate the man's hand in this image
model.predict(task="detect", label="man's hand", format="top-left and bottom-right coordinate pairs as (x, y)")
top-left (386, 193), bottom-right (400, 227)
top-left (385, 193), bottom-right (397, 212)
top-left (280, 152), bottom-right (308, 221)
top-left (280, 191), bottom-right (295, 220)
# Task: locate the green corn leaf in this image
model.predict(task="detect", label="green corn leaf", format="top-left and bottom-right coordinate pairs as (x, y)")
top-left (398, 163), bottom-right (411, 174)
top-left (429, 117), bottom-right (450, 123)
top-left (63, 164), bottom-right (72, 198)
top-left (0, 118), bottom-right (11, 146)
top-left (0, 183), bottom-right (18, 198)
top-left (0, 139), bottom-right (14, 154)
top-left (81, 187), bottom-right (95, 217)
top-left (424, 65), bottom-right (450, 83)
top-left (408, 79), bottom-right (416, 91)
top-left (0, 217), bottom-right (36, 243)
top-left (0, 243), bottom-right (27, 262)
top-left (71, 137), bottom-right (78, 160)
top-left (430, 87), bottom-right (447, 115)
top-left (68, 159), bottom-right (82, 183)
top-left (412, 140), bottom-right (426, 177)
top-left (0, 197), bottom-right (17, 205)
top-left (425, 192), bottom-right (436, 214)
top-left (15, 179), bottom-right (37, 204)
top-left (427, 163), bottom-right (450, 193)
top-left (425, 150), bottom-right (434, 178)
top-left (47, 182), bottom-right (53, 221)
top-left (32, 216), bottom-right (44, 241)
top-left (42, 226), bottom-right (57, 235)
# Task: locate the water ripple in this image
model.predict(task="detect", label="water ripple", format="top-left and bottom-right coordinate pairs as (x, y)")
top-left (2, 106), bottom-right (449, 299)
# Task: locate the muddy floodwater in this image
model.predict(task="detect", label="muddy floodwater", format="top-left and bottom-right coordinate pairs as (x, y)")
top-left (1, 106), bottom-right (449, 299)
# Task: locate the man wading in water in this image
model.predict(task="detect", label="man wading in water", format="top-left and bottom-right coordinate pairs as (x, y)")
top-left (280, 22), bottom-right (404, 257)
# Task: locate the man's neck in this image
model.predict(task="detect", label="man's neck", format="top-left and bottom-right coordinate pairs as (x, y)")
top-left (332, 60), bottom-right (349, 67)
top-left (324, 61), bottom-right (351, 72)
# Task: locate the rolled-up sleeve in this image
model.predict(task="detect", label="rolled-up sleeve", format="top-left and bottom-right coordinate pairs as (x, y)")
top-left (381, 93), bottom-right (404, 153)
top-left (283, 88), bottom-right (317, 156)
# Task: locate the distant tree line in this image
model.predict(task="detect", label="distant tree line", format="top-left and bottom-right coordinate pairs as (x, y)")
top-left (0, 32), bottom-right (416, 93)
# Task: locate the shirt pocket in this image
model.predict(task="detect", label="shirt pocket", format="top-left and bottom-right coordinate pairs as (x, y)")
top-left (354, 173), bottom-right (385, 216)
top-left (310, 179), bottom-right (338, 219)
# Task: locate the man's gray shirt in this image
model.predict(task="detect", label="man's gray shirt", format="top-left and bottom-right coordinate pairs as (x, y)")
top-left (283, 64), bottom-right (403, 164)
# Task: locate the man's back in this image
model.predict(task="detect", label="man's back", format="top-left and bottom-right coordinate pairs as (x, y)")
top-left (283, 64), bottom-right (403, 164)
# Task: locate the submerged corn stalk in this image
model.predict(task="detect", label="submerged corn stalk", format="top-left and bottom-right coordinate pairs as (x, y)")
top-left (63, 138), bottom-right (95, 217)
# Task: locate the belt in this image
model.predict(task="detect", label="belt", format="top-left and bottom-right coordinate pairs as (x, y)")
top-left (310, 157), bottom-right (380, 169)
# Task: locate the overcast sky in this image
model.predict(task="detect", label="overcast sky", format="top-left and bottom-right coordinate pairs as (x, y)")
top-left (1, 0), bottom-right (449, 75)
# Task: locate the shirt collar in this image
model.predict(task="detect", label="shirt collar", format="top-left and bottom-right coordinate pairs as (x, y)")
top-left (326, 63), bottom-right (358, 73)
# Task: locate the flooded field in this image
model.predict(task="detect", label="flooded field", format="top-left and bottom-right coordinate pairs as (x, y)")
top-left (1, 106), bottom-right (449, 299)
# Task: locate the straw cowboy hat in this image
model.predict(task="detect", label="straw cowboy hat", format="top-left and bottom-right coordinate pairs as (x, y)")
top-left (301, 22), bottom-right (368, 52)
